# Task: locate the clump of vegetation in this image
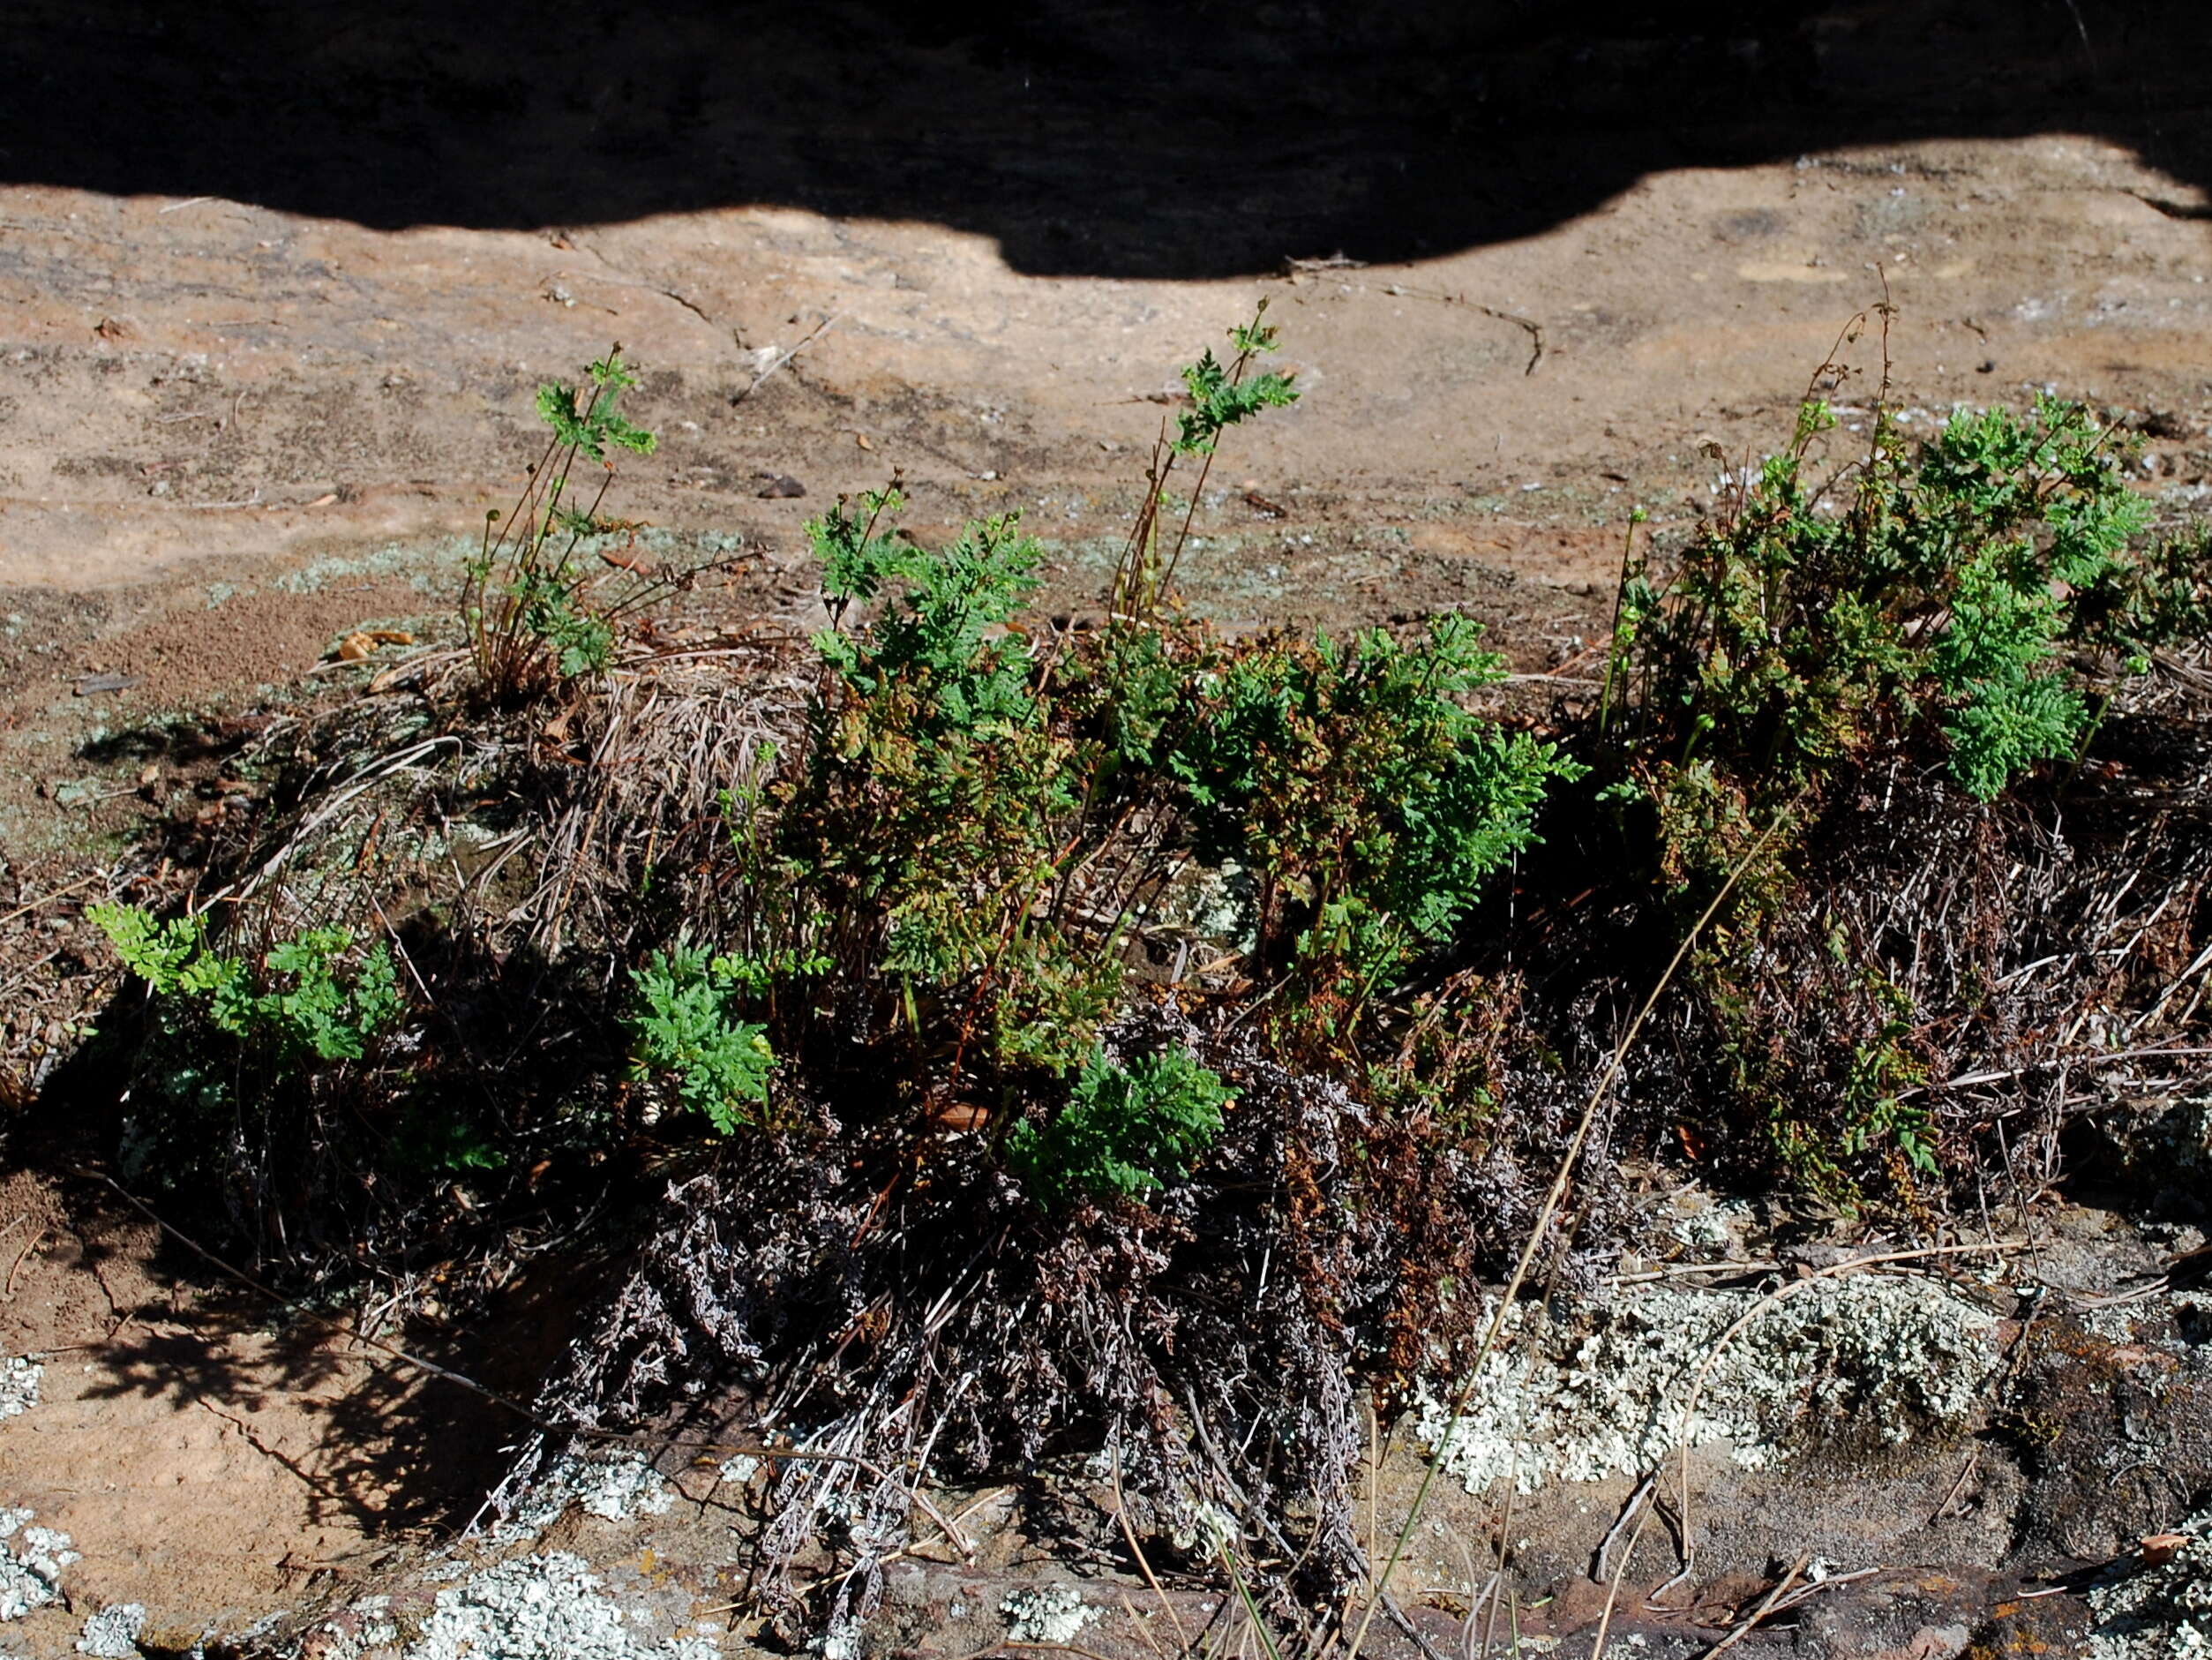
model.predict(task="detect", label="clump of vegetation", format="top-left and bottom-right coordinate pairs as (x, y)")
top-left (87, 902), bottom-right (419, 1245)
top-left (1008, 1042), bottom-right (1233, 1206)
top-left (1605, 367), bottom-right (2160, 804)
top-left (1568, 312), bottom-right (2212, 1198)
top-left (624, 943), bottom-right (775, 1133)
top-left (666, 312), bottom-right (1573, 1154)
top-left (61, 304), bottom-right (2212, 1645)
top-left (461, 348), bottom-right (656, 701)
top-left (92, 905), bottom-right (403, 1064)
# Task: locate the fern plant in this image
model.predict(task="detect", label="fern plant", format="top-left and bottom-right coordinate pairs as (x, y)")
top-left (92, 903), bottom-right (403, 1063)
top-left (1610, 393), bottom-right (2155, 803)
top-left (462, 347), bottom-right (656, 701)
top-left (625, 943), bottom-right (776, 1133)
top-left (1111, 303), bottom-right (1301, 624)
top-left (1008, 1044), bottom-right (1233, 1206)
top-left (1593, 366), bottom-right (2212, 1199)
top-left (1165, 615), bottom-right (1579, 1023)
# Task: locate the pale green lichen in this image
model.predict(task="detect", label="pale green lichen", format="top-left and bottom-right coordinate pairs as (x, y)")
top-left (2089, 1508), bottom-right (2212, 1660)
top-left (75, 1603), bottom-right (146, 1657)
top-left (1001, 1584), bottom-right (1099, 1645)
top-left (406, 1552), bottom-right (715, 1660)
top-left (1417, 1274), bottom-right (1998, 1495)
top-left (500, 1452), bottom-right (678, 1533)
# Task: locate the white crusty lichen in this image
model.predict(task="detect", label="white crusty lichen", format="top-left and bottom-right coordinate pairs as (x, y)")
top-left (559, 1452), bottom-right (679, 1522)
top-left (1001, 1584), bottom-right (1099, 1645)
top-left (75, 1603), bottom-right (146, 1657)
top-left (0, 1358), bottom-right (40, 1423)
top-left (500, 1450), bottom-right (679, 1534)
top-left (716, 1453), bottom-right (761, 1487)
top-left (1669, 1199), bottom-right (1752, 1258)
top-left (2090, 1510), bottom-right (2212, 1660)
top-left (405, 1551), bottom-right (716, 1660)
top-left (1416, 1273), bottom-right (1998, 1495)
top-left (0, 1507), bottom-right (78, 1621)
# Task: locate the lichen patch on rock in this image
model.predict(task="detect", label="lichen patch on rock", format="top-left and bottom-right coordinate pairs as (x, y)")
top-left (75, 1602), bottom-right (146, 1657)
top-left (0, 1507), bottom-right (78, 1622)
top-left (405, 1551), bottom-right (716, 1660)
top-left (2089, 1508), bottom-right (2212, 1659)
top-left (1418, 1274), bottom-right (1998, 1494)
top-left (0, 1358), bottom-right (40, 1423)
top-left (499, 1451), bottom-right (679, 1534)
top-left (1001, 1584), bottom-right (1099, 1645)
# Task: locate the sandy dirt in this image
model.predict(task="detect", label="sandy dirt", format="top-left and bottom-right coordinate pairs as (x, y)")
top-left (5, 1), bottom-right (2212, 1651)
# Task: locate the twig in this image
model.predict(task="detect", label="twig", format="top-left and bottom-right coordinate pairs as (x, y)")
top-left (1692, 1555), bottom-right (1806, 1660)
top-left (4, 1226), bottom-right (49, 1299)
top-left (1900, 1045), bottom-right (2212, 1097)
top-left (1929, 1445), bottom-right (1982, 1524)
top-left (1759, 1565), bottom-right (1881, 1618)
top-left (1308, 278), bottom-right (1545, 376)
top-left (4, 875), bottom-right (123, 932)
top-left (1590, 1475), bottom-right (1655, 1587)
top-left (1119, 1591), bottom-right (1174, 1660)
top-left (731, 314), bottom-right (839, 405)
top-left (1114, 1447), bottom-right (1190, 1654)
top-left (1608, 1261), bottom-right (1781, 1286)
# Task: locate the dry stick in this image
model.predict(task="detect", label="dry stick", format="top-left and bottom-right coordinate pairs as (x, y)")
top-left (1343, 280), bottom-right (1544, 377)
top-left (1119, 1590), bottom-right (1176, 1660)
top-left (1342, 795), bottom-right (1803, 1660)
top-left (731, 313), bottom-right (839, 405)
top-left (0, 871), bottom-right (103, 931)
top-left (4, 1227), bottom-right (49, 1300)
top-left (1589, 1474), bottom-right (1656, 1589)
top-left (1363, 1396), bottom-right (1384, 1624)
top-left (1478, 1471), bottom-right (1518, 1660)
top-left (1692, 1555), bottom-right (1807, 1660)
top-left (1929, 1445), bottom-right (1983, 1525)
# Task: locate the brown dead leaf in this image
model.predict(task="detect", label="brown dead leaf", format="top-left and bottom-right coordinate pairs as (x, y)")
top-left (854, 432), bottom-right (874, 451)
top-left (365, 629), bottom-right (415, 645)
top-left (2141, 1533), bottom-right (2193, 1566)
top-left (335, 631), bottom-right (376, 662)
top-left (929, 1101), bottom-right (990, 1132)
top-left (600, 548), bottom-right (655, 575)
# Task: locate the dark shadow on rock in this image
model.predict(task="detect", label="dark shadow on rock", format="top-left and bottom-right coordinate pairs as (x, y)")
top-left (3, 1), bottom-right (2208, 278)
